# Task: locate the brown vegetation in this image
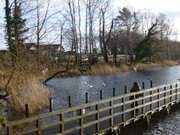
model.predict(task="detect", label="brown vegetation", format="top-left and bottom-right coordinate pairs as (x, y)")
top-left (0, 72), bottom-right (50, 113)
top-left (134, 60), bottom-right (180, 71)
top-left (46, 60), bottom-right (180, 79)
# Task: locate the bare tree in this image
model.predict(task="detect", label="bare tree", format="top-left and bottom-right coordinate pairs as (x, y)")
top-left (67, 0), bottom-right (78, 64)
top-left (158, 14), bottom-right (173, 59)
top-left (35, 0), bottom-right (50, 63)
top-left (85, 1), bottom-right (88, 54)
top-left (99, 0), bottom-right (114, 63)
top-left (78, 0), bottom-right (82, 58)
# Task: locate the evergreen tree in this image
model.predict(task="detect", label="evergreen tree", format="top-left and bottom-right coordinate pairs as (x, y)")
top-left (5, 0), bottom-right (15, 61)
top-left (11, 0), bottom-right (28, 57)
top-left (134, 22), bottom-right (160, 62)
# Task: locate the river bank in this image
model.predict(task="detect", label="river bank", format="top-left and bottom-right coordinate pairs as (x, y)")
top-left (0, 60), bottom-right (179, 116)
top-left (48, 60), bottom-right (180, 78)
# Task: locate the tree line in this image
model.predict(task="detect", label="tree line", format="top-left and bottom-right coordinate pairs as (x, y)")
top-left (3, 0), bottom-right (177, 67)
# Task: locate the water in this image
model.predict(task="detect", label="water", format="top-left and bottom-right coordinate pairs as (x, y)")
top-left (47, 65), bottom-right (180, 110)
top-left (46, 65), bottom-right (180, 135)
top-left (119, 108), bottom-right (180, 135)
top-left (144, 110), bottom-right (180, 135)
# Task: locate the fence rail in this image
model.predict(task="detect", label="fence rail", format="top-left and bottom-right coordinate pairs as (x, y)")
top-left (4, 82), bottom-right (180, 135)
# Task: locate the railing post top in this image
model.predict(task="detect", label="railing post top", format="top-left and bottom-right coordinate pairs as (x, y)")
top-left (85, 92), bottom-right (89, 104)
top-left (142, 82), bottom-right (145, 89)
top-left (150, 80), bottom-right (153, 88)
top-left (100, 90), bottom-right (103, 100)
top-left (68, 96), bottom-right (72, 107)
top-left (124, 85), bottom-right (128, 94)
top-left (113, 88), bottom-right (115, 97)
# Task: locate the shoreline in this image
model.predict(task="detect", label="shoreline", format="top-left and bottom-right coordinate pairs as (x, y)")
top-left (48, 60), bottom-right (180, 78)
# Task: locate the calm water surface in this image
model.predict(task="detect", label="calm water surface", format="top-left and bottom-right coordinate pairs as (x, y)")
top-left (47, 65), bottom-right (180, 135)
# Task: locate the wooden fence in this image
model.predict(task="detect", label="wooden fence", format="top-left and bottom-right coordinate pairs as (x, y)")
top-left (4, 81), bottom-right (180, 135)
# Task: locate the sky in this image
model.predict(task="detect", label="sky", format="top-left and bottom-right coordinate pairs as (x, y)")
top-left (113, 0), bottom-right (180, 38)
top-left (0, 0), bottom-right (180, 49)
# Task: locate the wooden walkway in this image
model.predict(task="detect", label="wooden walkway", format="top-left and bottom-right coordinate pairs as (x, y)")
top-left (4, 81), bottom-right (180, 135)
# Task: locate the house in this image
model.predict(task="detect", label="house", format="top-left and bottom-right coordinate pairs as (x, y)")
top-left (0, 50), bottom-right (8, 55)
top-left (25, 43), bottom-right (64, 54)
top-left (24, 43), bottom-right (65, 62)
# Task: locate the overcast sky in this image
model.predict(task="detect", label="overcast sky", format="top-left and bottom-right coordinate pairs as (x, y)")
top-left (0, 0), bottom-right (180, 49)
top-left (114, 0), bottom-right (180, 38)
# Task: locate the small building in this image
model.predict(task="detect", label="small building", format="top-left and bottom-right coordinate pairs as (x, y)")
top-left (0, 50), bottom-right (8, 56)
top-left (25, 43), bottom-right (64, 53)
top-left (24, 43), bottom-right (65, 62)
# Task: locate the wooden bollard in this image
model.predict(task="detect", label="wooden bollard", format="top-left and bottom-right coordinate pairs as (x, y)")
top-left (142, 82), bottom-right (145, 89)
top-left (124, 85), bottom-right (128, 94)
top-left (170, 85), bottom-right (172, 103)
top-left (68, 96), bottom-right (72, 107)
top-left (25, 104), bottom-right (29, 117)
top-left (100, 90), bottom-right (103, 100)
top-left (166, 105), bottom-right (171, 115)
top-left (164, 86), bottom-right (166, 105)
top-left (150, 80), bottom-right (153, 88)
top-left (85, 92), bottom-right (89, 103)
top-left (113, 88), bottom-right (115, 97)
top-left (145, 115), bottom-right (151, 127)
top-left (49, 98), bottom-right (53, 112)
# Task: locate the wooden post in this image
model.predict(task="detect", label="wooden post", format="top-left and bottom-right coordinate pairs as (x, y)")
top-left (141, 93), bottom-right (144, 114)
top-left (85, 92), bottom-right (89, 104)
top-left (6, 127), bottom-right (12, 135)
top-left (113, 88), bottom-right (115, 97)
top-left (145, 115), bottom-right (151, 127)
top-left (133, 93), bottom-right (136, 118)
top-left (175, 84), bottom-right (178, 103)
top-left (124, 85), bottom-right (128, 94)
top-left (25, 104), bottom-right (29, 117)
top-left (68, 96), bottom-right (72, 107)
top-left (170, 85), bottom-right (172, 103)
top-left (164, 86), bottom-right (166, 105)
top-left (150, 90), bottom-right (153, 110)
top-left (121, 97), bottom-right (125, 122)
top-left (95, 104), bottom-right (100, 132)
top-left (49, 98), bottom-right (53, 112)
top-left (79, 108), bottom-right (84, 135)
top-left (59, 113), bottom-right (64, 134)
top-left (100, 90), bottom-right (103, 100)
top-left (157, 89), bottom-right (160, 110)
top-left (142, 82), bottom-right (145, 89)
top-left (36, 120), bottom-right (40, 135)
top-left (150, 80), bottom-right (153, 88)
top-left (109, 99), bottom-right (113, 127)
top-left (166, 105), bottom-right (171, 115)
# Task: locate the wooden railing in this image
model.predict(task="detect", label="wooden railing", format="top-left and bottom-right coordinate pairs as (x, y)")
top-left (4, 82), bottom-right (180, 135)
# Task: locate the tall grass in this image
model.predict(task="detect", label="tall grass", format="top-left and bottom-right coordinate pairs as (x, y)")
top-left (0, 75), bottom-right (50, 113)
top-left (88, 64), bottom-right (119, 75)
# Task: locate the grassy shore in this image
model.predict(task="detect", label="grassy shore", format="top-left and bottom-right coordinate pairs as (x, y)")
top-left (48, 60), bottom-right (180, 77)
